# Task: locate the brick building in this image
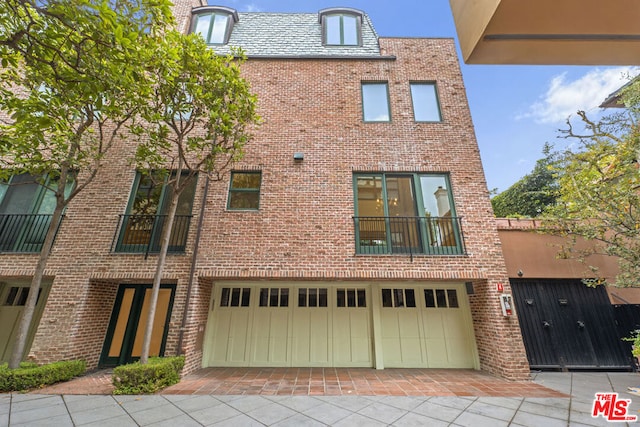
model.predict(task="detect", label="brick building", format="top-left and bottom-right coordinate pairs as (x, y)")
top-left (0, 2), bottom-right (530, 380)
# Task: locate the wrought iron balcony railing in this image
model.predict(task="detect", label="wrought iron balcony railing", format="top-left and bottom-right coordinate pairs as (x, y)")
top-left (0, 213), bottom-right (58, 253)
top-left (353, 216), bottom-right (465, 257)
top-left (112, 214), bottom-right (192, 255)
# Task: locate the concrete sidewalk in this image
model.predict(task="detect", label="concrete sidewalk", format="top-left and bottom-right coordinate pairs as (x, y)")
top-left (2, 372), bottom-right (640, 426)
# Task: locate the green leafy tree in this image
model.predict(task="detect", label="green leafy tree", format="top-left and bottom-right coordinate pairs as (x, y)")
top-left (0, 0), bottom-right (173, 369)
top-left (131, 31), bottom-right (259, 363)
top-left (544, 81), bottom-right (640, 287)
top-left (491, 144), bottom-right (559, 217)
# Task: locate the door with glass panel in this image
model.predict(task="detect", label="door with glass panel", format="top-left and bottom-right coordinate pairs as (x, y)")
top-left (208, 286), bottom-right (253, 366)
top-left (354, 176), bottom-right (386, 253)
top-left (354, 175), bottom-right (421, 254)
top-left (116, 172), bottom-right (196, 253)
top-left (205, 283), bottom-right (373, 367)
top-left (418, 175), bottom-right (462, 253)
top-left (354, 174), bottom-right (463, 255)
top-left (292, 287), bottom-right (332, 366)
top-left (380, 284), bottom-right (477, 368)
top-left (385, 176), bottom-right (422, 253)
top-left (0, 174), bottom-right (72, 252)
top-left (380, 287), bottom-right (426, 367)
top-left (251, 287), bottom-right (291, 366)
top-left (100, 284), bottom-right (175, 366)
top-left (332, 287), bottom-right (373, 366)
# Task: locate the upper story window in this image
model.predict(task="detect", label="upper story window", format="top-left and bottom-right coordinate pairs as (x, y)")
top-left (0, 173), bottom-right (73, 253)
top-left (361, 82), bottom-right (390, 122)
top-left (319, 8), bottom-right (363, 46)
top-left (114, 171), bottom-right (197, 254)
top-left (228, 171), bottom-right (262, 210)
top-left (410, 82), bottom-right (442, 122)
top-left (191, 6), bottom-right (238, 45)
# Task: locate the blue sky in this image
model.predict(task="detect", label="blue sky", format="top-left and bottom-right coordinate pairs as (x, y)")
top-left (214, 0), bottom-right (636, 192)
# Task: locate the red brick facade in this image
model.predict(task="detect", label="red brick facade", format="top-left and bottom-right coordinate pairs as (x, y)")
top-left (0, 3), bottom-right (530, 380)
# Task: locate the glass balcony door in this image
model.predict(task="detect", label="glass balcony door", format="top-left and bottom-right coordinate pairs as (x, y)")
top-left (354, 173), bottom-right (464, 256)
top-left (386, 176), bottom-right (422, 254)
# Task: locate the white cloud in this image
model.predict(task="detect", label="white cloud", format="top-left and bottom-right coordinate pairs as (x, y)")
top-left (243, 3), bottom-right (261, 12)
top-left (521, 67), bottom-right (637, 124)
top-left (212, 1), bottom-right (260, 11)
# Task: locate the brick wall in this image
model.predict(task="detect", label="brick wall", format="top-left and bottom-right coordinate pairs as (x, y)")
top-left (191, 37), bottom-right (529, 379)
top-left (0, 14), bottom-right (529, 379)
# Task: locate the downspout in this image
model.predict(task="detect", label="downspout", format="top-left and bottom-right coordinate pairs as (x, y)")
top-left (177, 175), bottom-right (210, 355)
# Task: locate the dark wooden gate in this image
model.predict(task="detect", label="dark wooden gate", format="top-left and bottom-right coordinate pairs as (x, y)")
top-left (613, 304), bottom-right (640, 369)
top-left (511, 279), bottom-right (632, 370)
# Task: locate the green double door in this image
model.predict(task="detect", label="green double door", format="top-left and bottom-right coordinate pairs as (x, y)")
top-left (100, 284), bottom-right (175, 366)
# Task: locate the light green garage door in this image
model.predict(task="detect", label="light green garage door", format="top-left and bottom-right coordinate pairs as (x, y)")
top-left (204, 282), bottom-right (373, 367)
top-left (0, 281), bottom-right (51, 363)
top-left (380, 284), bottom-right (478, 368)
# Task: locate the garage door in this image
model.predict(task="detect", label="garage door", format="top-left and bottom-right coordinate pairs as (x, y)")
top-left (380, 284), bottom-right (477, 368)
top-left (204, 283), bottom-right (373, 367)
top-left (0, 281), bottom-right (51, 363)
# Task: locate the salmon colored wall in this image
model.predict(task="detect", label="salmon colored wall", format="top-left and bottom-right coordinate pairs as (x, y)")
top-left (497, 218), bottom-right (640, 304)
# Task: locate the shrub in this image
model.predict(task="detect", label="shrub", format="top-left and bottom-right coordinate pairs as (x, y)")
top-left (625, 331), bottom-right (640, 358)
top-left (112, 356), bottom-right (185, 395)
top-left (0, 360), bottom-right (86, 392)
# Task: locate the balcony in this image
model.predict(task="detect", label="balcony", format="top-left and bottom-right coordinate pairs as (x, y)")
top-left (353, 216), bottom-right (465, 257)
top-left (112, 214), bottom-right (192, 255)
top-left (0, 214), bottom-right (57, 253)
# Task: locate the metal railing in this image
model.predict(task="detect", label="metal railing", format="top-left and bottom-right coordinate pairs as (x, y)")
top-left (112, 214), bottom-right (192, 255)
top-left (353, 216), bottom-right (465, 257)
top-left (0, 213), bottom-right (56, 253)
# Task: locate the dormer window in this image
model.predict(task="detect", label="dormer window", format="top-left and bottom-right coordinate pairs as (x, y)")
top-left (319, 8), bottom-right (363, 46)
top-left (191, 6), bottom-right (238, 45)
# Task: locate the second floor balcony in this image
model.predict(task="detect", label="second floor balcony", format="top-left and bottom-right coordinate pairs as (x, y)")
top-left (0, 214), bottom-right (57, 253)
top-left (353, 216), bottom-right (465, 257)
top-left (112, 214), bottom-right (192, 255)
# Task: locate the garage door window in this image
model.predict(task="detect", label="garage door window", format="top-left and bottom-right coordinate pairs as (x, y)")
top-left (259, 288), bottom-right (289, 307)
top-left (382, 288), bottom-right (416, 308)
top-left (337, 288), bottom-right (366, 307)
top-left (298, 288), bottom-right (328, 307)
top-left (220, 287), bottom-right (251, 307)
top-left (424, 289), bottom-right (459, 308)
top-left (3, 286), bottom-right (41, 306)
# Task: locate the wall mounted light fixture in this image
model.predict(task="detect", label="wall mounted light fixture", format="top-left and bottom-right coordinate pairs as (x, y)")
top-left (293, 152), bottom-right (304, 161)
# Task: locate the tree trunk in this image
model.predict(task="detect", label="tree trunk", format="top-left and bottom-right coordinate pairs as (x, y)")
top-left (139, 176), bottom-right (181, 364)
top-left (8, 200), bottom-right (65, 369)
